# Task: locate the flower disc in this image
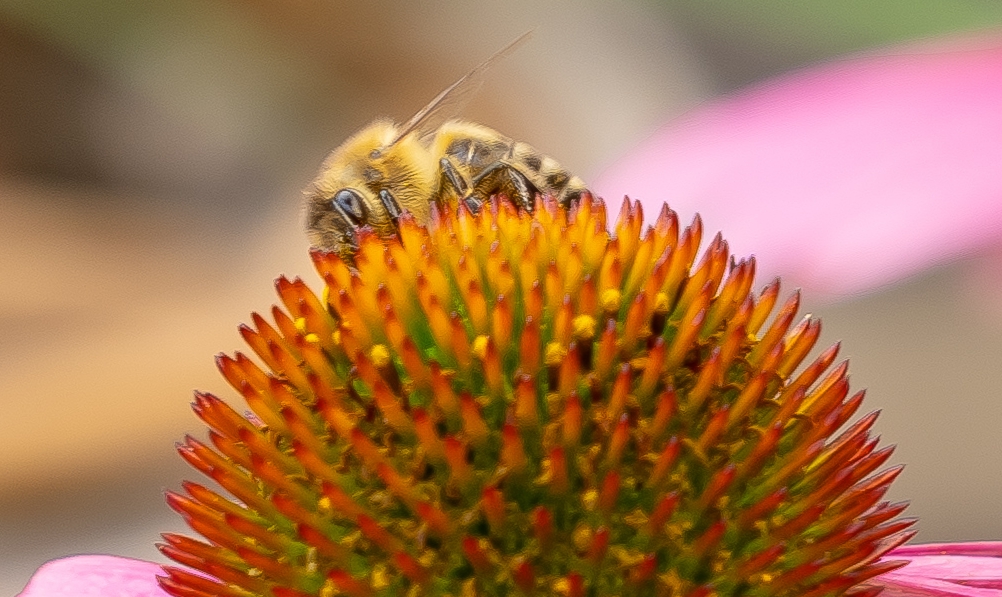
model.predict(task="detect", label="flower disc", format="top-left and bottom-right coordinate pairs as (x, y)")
top-left (161, 195), bottom-right (912, 597)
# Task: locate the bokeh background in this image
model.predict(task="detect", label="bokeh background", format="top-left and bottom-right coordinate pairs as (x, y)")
top-left (3, 2), bottom-right (1002, 594)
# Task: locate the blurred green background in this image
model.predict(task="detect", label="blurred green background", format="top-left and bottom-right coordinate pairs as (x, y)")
top-left (3, 1), bottom-right (1002, 594)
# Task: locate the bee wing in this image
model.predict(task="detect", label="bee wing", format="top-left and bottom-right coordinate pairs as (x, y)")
top-left (389, 30), bottom-right (533, 145)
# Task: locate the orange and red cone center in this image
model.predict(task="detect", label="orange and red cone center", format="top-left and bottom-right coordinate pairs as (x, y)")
top-left (161, 195), bottom-right (912, 597)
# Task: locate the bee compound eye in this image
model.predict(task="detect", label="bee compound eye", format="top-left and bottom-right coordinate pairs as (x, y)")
top-left (332, 189), bottom-right (367, 226)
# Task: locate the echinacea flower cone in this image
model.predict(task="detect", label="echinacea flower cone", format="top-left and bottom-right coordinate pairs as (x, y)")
top-left (162, 195), bottom-right (913, 597)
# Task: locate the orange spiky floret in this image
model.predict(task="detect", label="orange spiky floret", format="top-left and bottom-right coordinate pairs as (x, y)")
top-left (161, 195), bottom-right (913, 597)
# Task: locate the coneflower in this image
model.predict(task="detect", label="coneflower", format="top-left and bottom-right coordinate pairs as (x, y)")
top-left (159, 195), bottom-right (912, 597)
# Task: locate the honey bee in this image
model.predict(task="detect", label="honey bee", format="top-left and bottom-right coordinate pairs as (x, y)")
top-left (305, 32), bottom-right (588, 259)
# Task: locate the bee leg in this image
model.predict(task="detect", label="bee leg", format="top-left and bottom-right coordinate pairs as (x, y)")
top-left (439, 158), bottom-right (470, 196)
top-left (469, 162), bottom-right (539, 213)
top-left (459, 193), bottom-right (485, 215)
top-left (378, 189), bottom-right (404, 229)
top-left (559, 189), bottom-right (583, 210)
top-left (437, 158), bottom-right (484, 214)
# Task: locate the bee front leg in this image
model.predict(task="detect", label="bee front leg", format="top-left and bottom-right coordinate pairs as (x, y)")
top-left (377, 189), bottom-right (404, 229)
top-left (468, 161), bottom-right (539, 213)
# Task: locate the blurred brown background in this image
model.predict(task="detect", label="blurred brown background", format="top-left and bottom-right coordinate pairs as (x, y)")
top-left (3, 1), bottom-right (1002, 594)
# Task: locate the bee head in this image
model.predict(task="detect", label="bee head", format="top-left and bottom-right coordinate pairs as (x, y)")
top-left (304, 187), bottom-right (366, 259)
top-left (304, 119), bottom-right (436, 258)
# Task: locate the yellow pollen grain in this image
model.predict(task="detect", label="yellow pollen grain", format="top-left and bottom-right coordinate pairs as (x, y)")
top-left (544, 342), bottom-right (566, 366)
top-left (331, 330), bottom-right (342, 346)
top-left (655, 292), bottom-right (670, 312)
top-left (317, 496), bottom-right (332, 515)
top-left (623, 509), bottom-right (649, 528)
top-left (460, 579), bottom-right (477, 597)
top-left (472, 335), bottom-right (489, 360)
top-left (572, 315), bottom-right (596, 340)
top-left (666, 522), bottom-right (685, 543)
top-left (661, 570), bottom-right (686, 596)
top-left (372, 564), bottom-right (390, 590)
top-left (320, 578), bottom-right (336, 597)
top-left (305, 333), bottom-right (320, 343)
top-left (294, 317), bottom-right (308, 334)
top-left (600, 289), bottom-right (621, 312)
top-left (535, 459), bottom-right (553, 486)
top-left (572, 524), bottom-right (593, 551)
top-left (370, 344), bottom-right (391, 368)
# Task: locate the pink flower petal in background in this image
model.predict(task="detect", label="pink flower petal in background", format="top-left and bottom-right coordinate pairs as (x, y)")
top-left (19, 545), bottom-right (1002, 597)
top-left (18, 555), bottom-right (168, 597)
top-left (594, 34), bottom-right (1002, 301)
top-left (875, 543), bottom-right (1002, 596)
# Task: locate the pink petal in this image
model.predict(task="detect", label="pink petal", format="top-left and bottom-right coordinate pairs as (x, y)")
top-left (594, 34), bottom-right (1002, 301)
top-left (877, 574), bottom-right (1002, 597)
top-left (873, 543), bottom-right (1002, 596)
top-left (892, 543), bottom-right (1002, 558)
top-left (18, 555), bottom-right (169, 597)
